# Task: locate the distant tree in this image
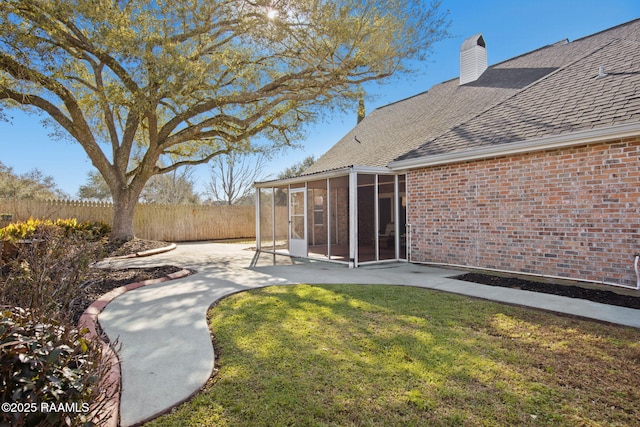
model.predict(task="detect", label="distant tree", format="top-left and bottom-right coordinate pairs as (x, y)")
top-left (206, 152), bottom-right (268, 205)
top-left (0, 161), bottom-right (67, 199)
top-left (277, 155), bottom-right (316, 180)
top-left (78, 170), bottom-right (112, 201)
top-left (79, 166), bottom-right (200, 204)
top-left (0, 0), bottom-right (449, 240)
top-left (141, 167), bottom-right (200, 204)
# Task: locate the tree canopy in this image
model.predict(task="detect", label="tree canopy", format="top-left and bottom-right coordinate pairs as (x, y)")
top-left (140, 167), bottom-right (201, 204)
top-left (277, 154), bottom-right (316, 180)
top-left (0, 0), bottom-right (449, 239)
top-left (79, 167), bottom-right (200, 204)
top-left (0, 161), bottom-right (67, 199)
top-left (77, 170), bottom-right (112, 201)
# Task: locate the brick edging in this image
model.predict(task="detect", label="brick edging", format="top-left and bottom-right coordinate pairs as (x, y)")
top-left (78, 268), bottom-right (192, 427)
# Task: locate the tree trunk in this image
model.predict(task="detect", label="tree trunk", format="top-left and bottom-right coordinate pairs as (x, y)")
top-left (111, 191), bottom-right (138, 241)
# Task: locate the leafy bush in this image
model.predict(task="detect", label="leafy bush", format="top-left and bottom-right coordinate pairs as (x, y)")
top-left (52, 219), bottom-right (111, 241)
top-left (1, 225), bottom-right (103, 321)
top-left (0, 307), bottom-right (116, 426)
top-left (0, 217), bottom-right (40, 241)
top-left (0, 218), bottom-right (110, 243)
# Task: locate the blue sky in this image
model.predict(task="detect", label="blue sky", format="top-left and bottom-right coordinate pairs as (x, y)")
top-left (1, 0), bottom-right (639, 197)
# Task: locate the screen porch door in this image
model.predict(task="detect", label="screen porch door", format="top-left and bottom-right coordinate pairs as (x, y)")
top-left (289, 188), bottom-right (308, 257)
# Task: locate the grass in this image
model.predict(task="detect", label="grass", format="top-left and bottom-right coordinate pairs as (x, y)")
top-left (147, 284), bottom-right (640, 426)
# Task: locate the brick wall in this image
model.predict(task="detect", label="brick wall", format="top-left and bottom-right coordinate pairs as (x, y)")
top-left (407, 137), bottom-right (640, 287)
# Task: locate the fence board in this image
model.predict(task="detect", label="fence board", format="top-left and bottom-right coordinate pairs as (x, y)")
top-left (0, 199), bottom-right (255, 242)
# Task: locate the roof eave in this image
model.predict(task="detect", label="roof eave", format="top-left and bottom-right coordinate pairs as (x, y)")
top-left (388, 122), bottom-right (640, 171)
top-left (254, 166), bottom-right (353, 188)
top-left (254, 165), bottom-right (395, 188)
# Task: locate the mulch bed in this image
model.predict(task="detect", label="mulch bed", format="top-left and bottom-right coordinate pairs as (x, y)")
top-left (68, 238), bottom-right (196, 323)
top-left (102, 238), bottom-right (171, 258)
top-left (453, 272), bottom-right (640, 310)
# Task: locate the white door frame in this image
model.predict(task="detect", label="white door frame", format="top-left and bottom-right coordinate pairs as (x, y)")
top-left (289, 187), bottom-right (308, 257)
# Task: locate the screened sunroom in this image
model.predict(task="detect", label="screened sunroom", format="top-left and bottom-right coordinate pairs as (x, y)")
top-left (255, 167), bottom-right (407, 267)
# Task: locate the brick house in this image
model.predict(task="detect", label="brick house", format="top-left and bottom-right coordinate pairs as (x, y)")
top-left (255, 18), bottom-right (640, 288)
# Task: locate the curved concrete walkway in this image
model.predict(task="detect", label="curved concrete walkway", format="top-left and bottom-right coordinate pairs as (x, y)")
top-left (98, 242), bottom-right (640, 426)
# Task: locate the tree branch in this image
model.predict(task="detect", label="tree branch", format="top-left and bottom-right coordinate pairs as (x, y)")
top-left (0, 55), bottom-right (115, 182)
top-left (155, 148), bottom-right (232, 175)
top-left (54, 16), bottom-right (142, 95)
top-left (0, 88), bottom-right (75, 138)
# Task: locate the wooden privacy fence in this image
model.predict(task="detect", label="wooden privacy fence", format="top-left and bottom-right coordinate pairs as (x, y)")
top-left (0, 199), bottom-right (256, 242)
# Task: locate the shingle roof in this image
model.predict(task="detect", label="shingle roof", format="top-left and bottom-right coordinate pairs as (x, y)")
top-left (305, 18), bottom-right (640, 175)
top-left (398, 38), bottom-right (640, 160)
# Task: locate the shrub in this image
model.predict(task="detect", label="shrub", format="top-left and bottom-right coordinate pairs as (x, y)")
top-left (1, 225), bottom-right (103, 322)
top-left (0, 217), bottom-right (40, 241)
top-left (0, 218), bottom-right (111, 243)
top-left (52, 219), bottom-right (111, 241)
top-left (0, 307), bottom-right (116, 427)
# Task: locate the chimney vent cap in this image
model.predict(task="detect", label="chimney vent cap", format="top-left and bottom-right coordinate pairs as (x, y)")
top-left (460, 33), bottom-right (485, 52)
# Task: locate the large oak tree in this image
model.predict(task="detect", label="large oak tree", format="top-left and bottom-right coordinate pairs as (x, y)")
top-left (0, 0), bottom-right (448, 240)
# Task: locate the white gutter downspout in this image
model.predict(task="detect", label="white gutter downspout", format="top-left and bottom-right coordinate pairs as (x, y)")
top-left (255, 189), bottom-right (261, 252)
top-left (635, 254), bottom-right (640, 290)
top-left (407, 224), bottom-right (412, 263)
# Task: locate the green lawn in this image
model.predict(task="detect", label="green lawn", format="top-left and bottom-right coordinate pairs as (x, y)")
top-left (148, 284), bottom-right (640, 426)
